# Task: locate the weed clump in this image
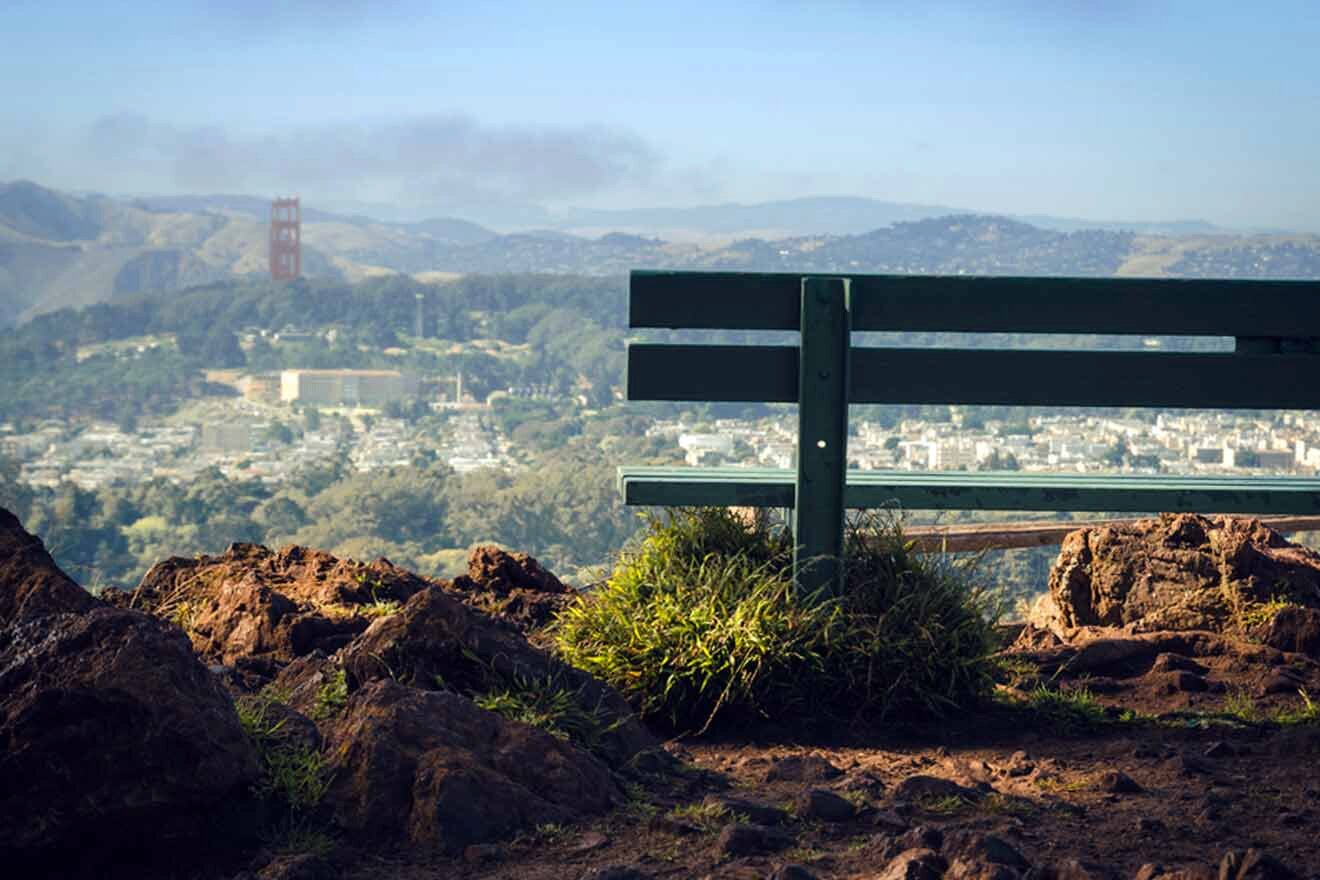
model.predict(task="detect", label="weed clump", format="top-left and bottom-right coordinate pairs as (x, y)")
top-left (236, 694), bottom-right (333, 851)
top-left (473, 673), bottom-right (622, 756)
top-left (552, 508), bottom-right (999, 731)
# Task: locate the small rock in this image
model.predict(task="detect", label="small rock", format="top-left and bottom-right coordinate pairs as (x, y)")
top-left (1005, 750), bottom-right (1035, 777)
top-left (1099, 770), bottom-right (1144, 794)
top-left (875, 847), bottom-right (947, 880)
top-left (871, 809), bottom-right (909, 832)
top-left (463, 844), bottom-right (503, 865)
top-left (715, 823), bottom-right (794, 857)
top-left (942, 830), bottom-right (1030, 868)
top-left (581, 867), bottom-right (648, 880)
top-left (794, 788), bottom-right (856, 822)
top-left (1262, 673), bottom-right (1304, 696)
top-left (1172, 753), bottom-right (1213, 776)
top-left (892, 774), bottom-right (982, 802)
top-left (1151, 653), bottom-right (1209, 674)
top-left (1164, 670), bottom-right (1210, 693)
top-left (765, 754), bottom-right (843, 783)
top-left (707, 795), bottom-right (790, 826)
top-left (627, 747), bottom-right (681, 776)
top-left (1136, 816), bottom-right (1165, 835)
top-left (567, 831), bottom-right (610, 854)
top-left (257, 854), bottom-right (332, 880)
top-left (840, 768), bottom-right (887, 795)
top-left (944, 859), bottom-right (1023, 880)
top-left (898, 825), bottom-right (944, 851)
top-left (1219, 848), bottom-right (1301, 879)
top-left (770, 865), bottom-right (819, 880)
top-left (1035, 859), bottom-right (1110, 880)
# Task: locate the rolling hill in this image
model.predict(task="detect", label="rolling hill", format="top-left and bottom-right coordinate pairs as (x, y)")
top-left (3, 180), bottom-right (1320, 328)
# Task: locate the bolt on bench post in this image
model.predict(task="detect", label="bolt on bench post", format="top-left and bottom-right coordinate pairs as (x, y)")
top-left (793, 277), bottom-right (851, 597)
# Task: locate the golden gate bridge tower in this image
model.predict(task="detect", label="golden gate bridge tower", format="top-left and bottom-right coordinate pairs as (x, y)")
top-left (269, 197), bottom-right (301, 281)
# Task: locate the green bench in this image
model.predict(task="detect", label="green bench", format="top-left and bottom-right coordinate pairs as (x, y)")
top-left (618, 270), bottom-right (1320, 594)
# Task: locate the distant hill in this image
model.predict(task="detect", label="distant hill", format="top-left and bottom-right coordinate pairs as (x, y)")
top-left (3, 180), bottom-right (1320, 328)
top-left (558, 195), bottom-right (1239, 239)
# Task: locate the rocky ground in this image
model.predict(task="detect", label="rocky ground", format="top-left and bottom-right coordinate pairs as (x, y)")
top-left (3, 508), bottom-right (1320, 879)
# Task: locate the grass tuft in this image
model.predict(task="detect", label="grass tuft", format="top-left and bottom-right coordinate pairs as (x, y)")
top-left (552, 508), bottom-right (998, 731)
top-left (999, 685), bottom-right (1110, 734)
top-left (665, 800), bottom-right (733, 833)
top-left (236, 695), bottom-right (331, 815)
top-left (311, 668), bottom-right (348, 721)
top-left (473, 673), bottom-right (622, 756)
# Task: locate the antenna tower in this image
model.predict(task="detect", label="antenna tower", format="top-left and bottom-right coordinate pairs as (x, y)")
top-left (270, 197), bottom-right (301, 280)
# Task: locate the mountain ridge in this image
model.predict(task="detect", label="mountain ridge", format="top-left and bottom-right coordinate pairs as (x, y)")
top-left (3, 180), bottom-right (1320, 328)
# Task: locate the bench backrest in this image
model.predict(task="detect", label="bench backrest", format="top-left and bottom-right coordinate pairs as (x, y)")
top-left (625, 270), bottom-right (1320, 594)
top-left (629, 271), bottom-right (1320, 410)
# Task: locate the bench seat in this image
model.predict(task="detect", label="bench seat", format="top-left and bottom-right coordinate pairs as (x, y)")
top-left (618, 466), bottom-right (1320, 515)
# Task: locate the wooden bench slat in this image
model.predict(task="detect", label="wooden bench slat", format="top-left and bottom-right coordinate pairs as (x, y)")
top-left (628, 344), bottom-right (1320, 410)
top-left (631, 270), bottom-right (1320, 336)
top-left (619, 467), bottom-right (1320, 514)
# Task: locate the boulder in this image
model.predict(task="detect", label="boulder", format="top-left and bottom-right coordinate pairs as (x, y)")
top-left (320, 679), bottom-right (620, 852)
top-left (0, 510), bottom-right (260, 874)
top-left (0, 507), bottom-right (96, 623)
top-left (117, 542), bottom-right (433, 666)
top-left (1253, 606), bottom-right (1320, 656)
top-left (449, 544), bottom-right (576, 631)
top-left (1047, 514), bottom-right (1320, 633)
top-left (0, 607), bottom-right (260, 870)
top-left (339, 585), bottom-right (655, 765)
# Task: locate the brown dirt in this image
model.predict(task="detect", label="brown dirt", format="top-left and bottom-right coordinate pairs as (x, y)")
top-left (326, 624), bottom-right (1320, 880)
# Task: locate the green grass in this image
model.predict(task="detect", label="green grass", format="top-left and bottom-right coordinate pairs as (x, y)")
top-left (311, 668), bottom-right (348, 721)
top-left (999, 685), bottom-right (1111, 734)
top-left (665, 800), bottom-right (734, 833)
top-left (1221, 687), bottom-right (1320, 727)
top-left (472, 673), bottom-right (622, 756)
top-left (236, 695), bottom-right (331, 816)
top-left (552, 508), bottom-right (999, 731)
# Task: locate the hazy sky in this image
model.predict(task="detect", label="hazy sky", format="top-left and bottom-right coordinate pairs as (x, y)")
top-left (3, 1), bottom-right (1318, 229)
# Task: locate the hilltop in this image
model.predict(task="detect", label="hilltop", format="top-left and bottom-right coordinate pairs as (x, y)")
top-left (4, 507), bottom-right (1320, 879)
top-left (5, 180), bottom-right (1320, 328)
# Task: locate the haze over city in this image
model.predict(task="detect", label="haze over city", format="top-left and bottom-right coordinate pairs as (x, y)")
top-left (3, 0), bottom-right (1319, 230)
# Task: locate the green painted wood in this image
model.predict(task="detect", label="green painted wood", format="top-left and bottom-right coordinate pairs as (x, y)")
top-left (630, 270), bottom-right (1320, 336)
top-left (793, 278), bottom-right (850, 596)
top-left (847, 349), bottom-right (1320, 409)
top-left (631, 271), bottom-right (803, 330)
top-left (627, 344), bottom-right (797, 402)
top-left (626, 345), bottom-right (1320, 409)
top-left (618, 466), bottom-right (1320, 515)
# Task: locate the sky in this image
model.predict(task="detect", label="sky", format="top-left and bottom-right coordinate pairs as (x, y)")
top-left (2, 0), bottom-right (1318, 230)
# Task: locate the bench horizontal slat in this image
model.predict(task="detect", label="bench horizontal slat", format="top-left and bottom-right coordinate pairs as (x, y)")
top-left (628, 345), bottom-right (1320, 409)
top-left (619, 467), bottom-right (1320, 514)
top-left (631, 270), bottom-right (1320, 337)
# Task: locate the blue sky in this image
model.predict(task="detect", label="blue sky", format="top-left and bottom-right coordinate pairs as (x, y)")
top-left (3, 1), bottom-right (1318, 230)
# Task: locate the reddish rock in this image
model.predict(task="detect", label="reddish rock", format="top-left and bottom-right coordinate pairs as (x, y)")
top-left (339, 585), bottom-right (655, 765)
top-left (0, 507), bottom-right (96, 623)
top-left (448, 544), bottom-right (576, 631)
top-left (321, 679), bottom-right (620, 852)
top-left (876, 848), bottom-right (947, 880)
top-left (0, 606), bottom-right (260, 870)
top-left (1254, 606), bottom-right (1320, 657)
top-left (1047, 514), bottom-right (1320, 633)
top-left (119, 542), bottom-right (432, 666)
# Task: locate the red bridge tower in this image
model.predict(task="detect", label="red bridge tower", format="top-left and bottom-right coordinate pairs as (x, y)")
top-left (270, 197), bottom-right (301, 281)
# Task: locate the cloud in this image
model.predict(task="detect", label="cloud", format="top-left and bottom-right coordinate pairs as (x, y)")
top-left (81, 112), bottom-right (661, 211)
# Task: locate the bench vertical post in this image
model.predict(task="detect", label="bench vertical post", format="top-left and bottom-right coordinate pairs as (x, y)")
top-left (793, 277), bottom-right (851, 596)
